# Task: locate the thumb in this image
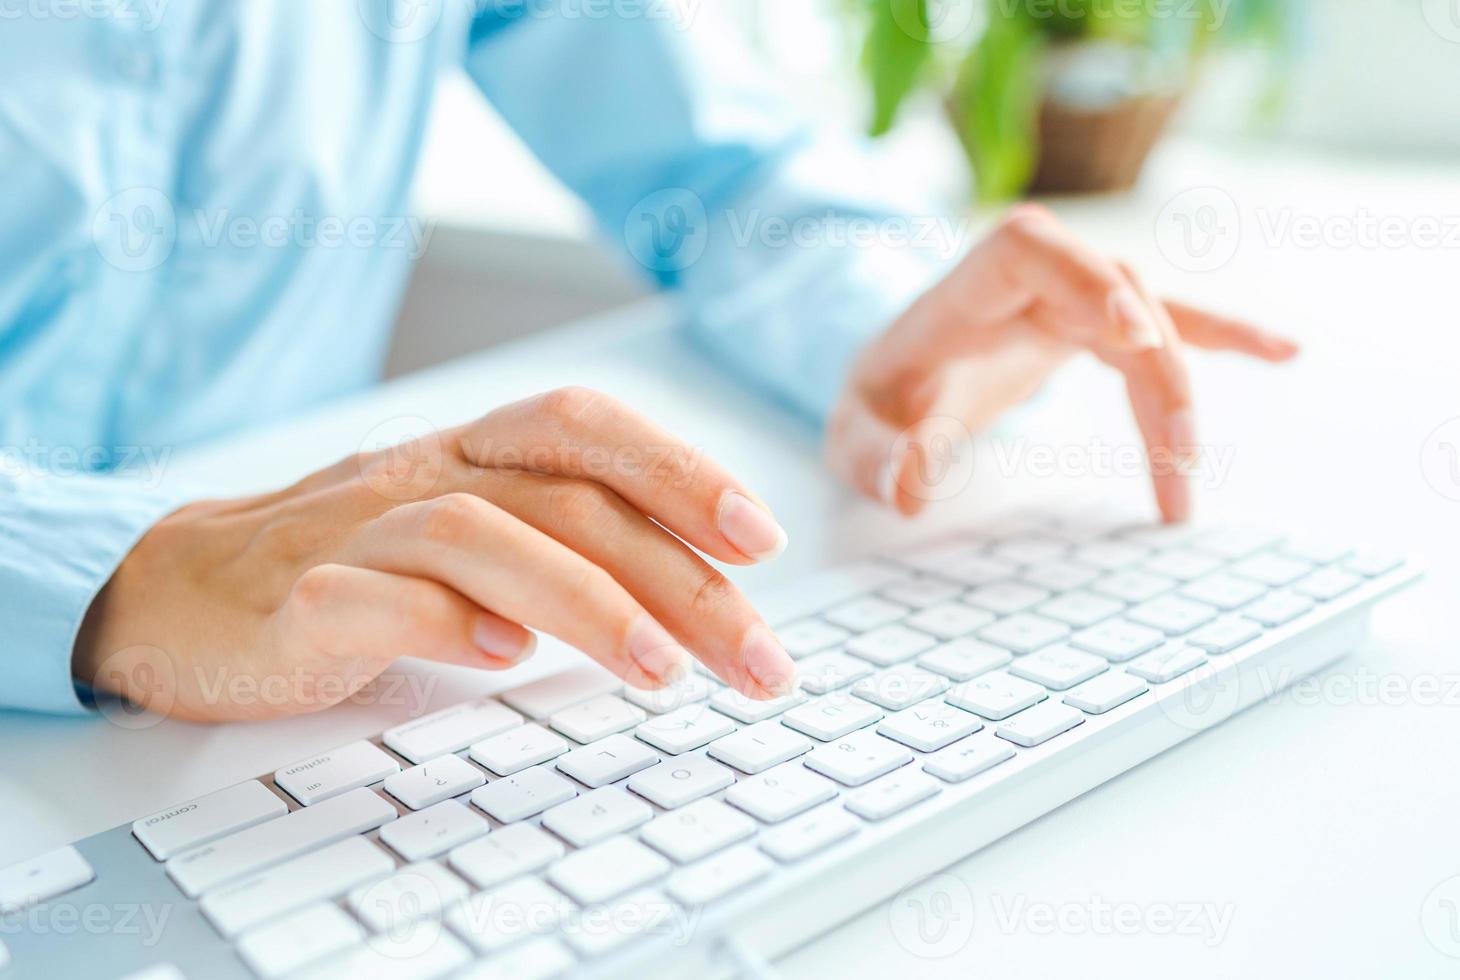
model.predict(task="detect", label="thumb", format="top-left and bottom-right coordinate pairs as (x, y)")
top-left (826, 391), bottom-right (976, 517)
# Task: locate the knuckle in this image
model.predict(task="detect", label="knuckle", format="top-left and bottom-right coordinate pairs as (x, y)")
top-left (418, 492), bottom-right (493, 544)
top-left (288, 563), bottom-right (349, 615)
top-left (688, 566), bottom-right (738, 619)
top-left (535, 385), bottom-right (605, 425)
top-left (998, 205), bottom-right (1052, 242)
top-left (545, 479), bottom-right (615, 529)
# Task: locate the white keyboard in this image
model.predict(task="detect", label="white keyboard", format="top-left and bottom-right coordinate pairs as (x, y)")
top-left (0, 518), bottom-right (1420, 980)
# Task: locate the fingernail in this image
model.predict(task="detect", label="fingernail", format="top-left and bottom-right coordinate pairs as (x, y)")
top-left (1166, 408), bottom-right (1198, 462)
top-left (627, 615), bottom-right (692, 685)
top-left (473, 616), bottom-right (537, 663)
top-left (1109, 287), bottom-right (1164, 350)
top-left (717, 491), bottom-right (788, 562)
top-left (740, 624), bottom-right (797, 699)
top-left (877, 456), bottom-right (898, 506)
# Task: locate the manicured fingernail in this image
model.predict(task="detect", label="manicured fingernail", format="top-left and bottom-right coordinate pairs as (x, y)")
top-left (1109, 287), bottom-right (1164, 350)
top-left (741, 625), bottom-right (797, 699)
top-left (877, 456), bottom-right (898, 506)
top-left (627, 615), bottom-right (692, 684)
top-left (717, 491), bottom-right (788, 562)
top-left (1166, 409), bottom-right (1198, 462)
top-left (473, 616), bottom-right (536, 663)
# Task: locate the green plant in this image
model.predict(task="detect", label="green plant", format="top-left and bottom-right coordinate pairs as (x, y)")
top-left (855, 0), bottom-right (1290, 200)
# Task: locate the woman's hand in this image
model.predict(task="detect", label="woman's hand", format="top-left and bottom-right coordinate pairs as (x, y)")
top-left (827, 205), bottom-right (1299, 521)
top-left (74, 387), bottom-right (797, 721)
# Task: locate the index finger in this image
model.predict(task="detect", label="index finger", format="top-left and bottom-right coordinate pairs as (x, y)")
top-left (459, 387), bottom-right (788, 566)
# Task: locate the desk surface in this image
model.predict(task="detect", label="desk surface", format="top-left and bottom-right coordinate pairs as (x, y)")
top-left (5, 145), bottom-right (1460, 978)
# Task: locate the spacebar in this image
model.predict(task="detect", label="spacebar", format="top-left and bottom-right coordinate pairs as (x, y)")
top-left (165, 788), bottom-right (396, 898)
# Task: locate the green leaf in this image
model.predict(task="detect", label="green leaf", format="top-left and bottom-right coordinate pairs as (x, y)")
top-left (955, 12), bottom-right (1045, 201)
top-left (863, 0), bottom-right (933, 136)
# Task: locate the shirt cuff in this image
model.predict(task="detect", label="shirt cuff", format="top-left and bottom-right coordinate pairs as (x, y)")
top-left (0, 473), bottom-right (194, 715)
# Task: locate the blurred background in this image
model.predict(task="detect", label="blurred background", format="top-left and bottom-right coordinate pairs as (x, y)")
top-left (387, 0), bottom-right (1460, 375)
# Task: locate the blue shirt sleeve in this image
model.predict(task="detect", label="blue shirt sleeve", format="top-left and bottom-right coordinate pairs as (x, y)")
top-left (0, 473), bottom-right (190, 714)
top-left (463, 12), bottom-right (951, 423)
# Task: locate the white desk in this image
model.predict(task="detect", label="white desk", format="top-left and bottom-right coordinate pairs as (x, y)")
top-left (4, 145), bottom-right (1459, 978)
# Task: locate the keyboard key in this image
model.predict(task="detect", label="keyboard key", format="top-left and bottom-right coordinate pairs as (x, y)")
top-left (166, 787), bottom-right (396, 898)
top-left (346, 859), bottom-right (470, 933)
top-left (449, 823), bottom-right (563, 889)
top-left (946, 671), bottom-right (1046, 721)
top-left (555, 733), bottom-right (658, 787)
top-left (549, 695), bottom-right (646, 744)
top-left (1091, 569), bottom-right (1176, 604)
top-left (845, 769), bottom-right (941, 820)
top-left (776, 618), bottom-right (852, 657)
top-left (634, 704), bottom-right (736, 754)
top-left (1342, 551), bottom-right (1403, 577)
top-left (1181, 573), bottom-right (1267, 610)
top-left (1295, 567), bottom-right (1364, 601)
top-left (1071, 540), bottom-right (1149, 571)
top-left (1126, 595), bottom-right (1219, 635)
top-left (976, 613), bottom-right (1069, 654)
top-left (469, 723), bottom-right (570, 776)
top-left (293, 932), bottom-right (472, 980)
top-left (474, 767), bottom-right (577, 825)
top-left (1126, 642), bottom-right (1207, 683)
top-left (1009, 645), bottom-right (1107, 691)
top-left (881, 576), bottom-right (964, 609)
top-left (132, 780), bottom-right (287, 861)
top-left (500, 664), bottom-right (620, 720)
top-left (628, 756), bottom-right (735, 809)
top-left (936, 552), bottom-right (1019, 587)
top-left (1277, 539), bottom-right (1351, 565)
top-left (542, 787), bottom-right (653, 847)
top-left (383, 754), bottom-right (486, 810)
top-left (667, 845), bottom-right (774, 905)
top-left (851, 665), bottom-right (949, 710)
top-left (923, 735), bottom-right (1017, 783)
top-left (1243, 590), bottom-right (1315, 627)
top-left (1022, 560), bottom-right (1101, 593)
top-left (725, 761), bottom-right (838, 822)
top-left (563, 888), bottom-right (675, 957)
top-left (992, 535), bottom-right (1069, 566)
top-left (236, 903), bottom-right (363, 979)
top-left (200, 836), bottom-right (393, 938)
top-left (1186, 616), bottom-right (1263, 654)
top-left (917, 638), bottom-right (1012, 681)
top-left (965, 582), bottom-right (1050, 615)
top-left (1071, 619), bottom-right (1165, 662)
top-left (707, 720), bottom-right (813, 773)
top-left (1063, 672), bottom-right (1148, 714)
top-left (796, 650), bottom-right (875, 694)
top-left (804, 731), bottom-right (912, 786)
top-left (996, 701), bottom-right (1084, 747)
top-left (455, 937), bottom-right (575, 980)
top-left (275, 740), bottom-right (400, 806)
top-left (1231, 553), bottom-right (1313, 587)
top-left (382, 699), bottom-right (523, 764)
top-left (1143, 548), bottom-right (1222, 582)
top-left (640, 798), bottom-right (757, 864)
top-left (1036, 590), bottom-right (1124, 628)
top-left (1191, 526), bottom-right (1281, 560)
top-left (822, 596), bottom-right (909, 632)
top-left (1120, 522), bottom-right (1201, 550)
top-left (781, 693), bottom-right (883, 741)
top-left (904, 602), bottom-right (996, 640)
top-left (378, 799), bottom-right (488, 862)
top-left (878, 701), bottom-right (984, 752)
top-left (758, 804), bottom-right (859, 862)
top-left (447, 877), bottom-right (572, 955)
top-left (845, 624), bottom-right (938, 666)
top-left (709, 686), bottom-right (807, 723)
top-left (0, 846), bottom-right (94, 914)
top-left (549, 836), bottom-right (669, 904)
top-left (621, 673), bottom-right (716, 714)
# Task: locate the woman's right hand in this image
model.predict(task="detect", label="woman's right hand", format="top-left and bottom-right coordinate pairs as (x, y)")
top-left (73, 387), bottom-right (797, 722)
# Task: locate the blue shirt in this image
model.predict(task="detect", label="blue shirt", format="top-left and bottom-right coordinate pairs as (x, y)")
top-left (0, 1), bottom-right (942, 714)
